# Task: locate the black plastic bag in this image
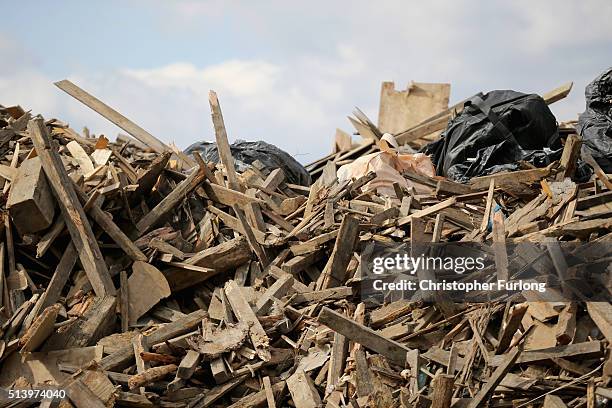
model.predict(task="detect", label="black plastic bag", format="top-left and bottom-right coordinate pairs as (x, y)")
top-left (577, 67), bottom-right (612, 173)
top-left (184, 139), bottom-right (311, 186)
top-left (422, 90), bottom-right (562, 183)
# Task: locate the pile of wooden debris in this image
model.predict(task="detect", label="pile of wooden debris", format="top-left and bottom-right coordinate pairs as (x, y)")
top-left (0, 79), bottom-right (610, 408)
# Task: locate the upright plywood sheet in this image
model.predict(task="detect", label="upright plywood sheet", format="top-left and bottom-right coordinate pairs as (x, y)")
top-left (378, 81), bottom-right (450, 135)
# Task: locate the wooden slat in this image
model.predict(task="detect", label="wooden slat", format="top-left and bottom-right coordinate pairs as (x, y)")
top-left (318, 307), bottom-right (413, 365)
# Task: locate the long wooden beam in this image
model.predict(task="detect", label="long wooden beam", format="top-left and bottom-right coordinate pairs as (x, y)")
top-left (55, 80), bottom-right (187, 163)
top-left (29, 118), bottom-right (115, 297)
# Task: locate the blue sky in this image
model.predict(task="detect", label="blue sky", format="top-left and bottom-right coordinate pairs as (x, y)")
top-left (1, 1), bottom-right (611, 163)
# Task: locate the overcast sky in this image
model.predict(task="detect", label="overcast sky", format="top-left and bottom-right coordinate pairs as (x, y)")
top-left (1, 1), bottom-right (611, 163)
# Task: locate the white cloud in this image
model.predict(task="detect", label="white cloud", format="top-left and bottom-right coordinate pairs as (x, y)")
top-left (123, 60), bottom-right (281, 98)
top-left (509, 0), bottom-right (612, 51)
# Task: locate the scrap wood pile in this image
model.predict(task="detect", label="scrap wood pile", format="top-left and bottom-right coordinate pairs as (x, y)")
top-left (0, 74), bottom-right (609, 408)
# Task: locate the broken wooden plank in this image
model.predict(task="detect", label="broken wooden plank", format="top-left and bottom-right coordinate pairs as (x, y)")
top-left (287, 369), bottom-right (322, 408)
top-left (489, 341), bottom-right (602, 366)
top-left (542, 82), bottom-right (573, 105)
top-left (318, 306), bottom-right (413, 365)
top-left (43, 296), bottom-right (116, 351)
top-left (120, 270), bottom-right (129, 332)
top-left (557, 133), bottom-right (582, 181)
top-left (136, 166), bottom-right (207, 235)
top-left (19, 303), bottom-right (60, 352)
top-left (209, 90), bottom-right (240, 191)
top-left (431, 373), bottom-right (454, 408)
top-left (224, 280), bottom-right (271, 361)
top-left (466, 347), bottom-right (521, 408)
top-left (55, 80), bottom-right (171, 155)
top-left (66, 378), bottom-right (107, 408)
top-left (316, 215), bottom-right (359, 290)
top-left (177, 350), bottom-right (201, 379)
top-left (29, 118), bottom-right (115, 297)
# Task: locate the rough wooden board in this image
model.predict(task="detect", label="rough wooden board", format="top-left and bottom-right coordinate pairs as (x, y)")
top-left (287, 369), bottom-right (322, 408)
top-left (378, 81), bottom-right (450, 135)
top-left (555, 302), bottom-right (577, 345)
top-left (202, 180), bottom-right (265, 207)
top-left (496, 304), bottom-right (528, 354)
top-left (210, 357), bottom-right (230, 384)
top-left (80, 370), bottom-right (116, 404)
top-left (316, 215), bottom-right (359, 290)
top-left (557, 133), bottom-right (582, 181)
top-left (480, 179), bottom-right (495, 233)
top-left (132, 334), bottom-right (148, 394)
top-left (226, 380), bottom-right (285, 408)
top-left (348, 115), bottom-right (379, 141)
top-left (209, 90), bottom-right (240, 191)
top-left (326, 331), bottom-right (348, 396)
top-left (489, 341), bottom-right (602, 366)
top-left (318, 306), bottom-right (413, 365)
top-left (6, 157), bottom-right (55, 234)
top-left (36, 217), bottom-right (66, 258)
top-left (224, 280), bottom-right (271, 362)
top-left (234, 204), bottom-right (269, 266)
top-left (262, 376), bottom-right (277, 408)
top-left (66, 378), bottom-right (107, 408)
top-left (469, 167), bottom-right (552, 191)
top-left (254, 274), bottom-right (294, 315)
top-left (583, 150), bottom-right (612, 190)
top-left (177, 350), bottom-right (201, 379)
top-left (524, 321), bottom-right (557, 351)
top-left (397, 197), bottom-right (456, 227)
top-left (55, 80), bottom-right (171, 155)
top-left (586, 302), bottom-right (612, 343)
top-left (0, 163), bottom-right (17, 181)
top-left (128, 261), bottom-right (171, 325)
top-left (431, 373), bottom-right (454, 408)
top-left (120, 270), bottom-right (129, 332)
top-left (29, 118), bottom-right (115, 297)
top-left (208, 205), bottom-right (266, 244)
top-left (466, 347), bottom-right (521, 408)
top-left (370, 299), bottom-right (415, 328)
top-left (43, 296), bottom-right (116, 351)
top-left (542, 82), bottom-right (573, 104)
top-left (267, 265), bottom-right (310, 293)
top-left (19, 303), bottom-right (60, 352)
top-left (286, 286), bottom-right (352, 304)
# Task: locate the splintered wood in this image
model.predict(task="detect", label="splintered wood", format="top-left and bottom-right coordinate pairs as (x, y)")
top-left (0, 78), bottom-right (609, 408)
